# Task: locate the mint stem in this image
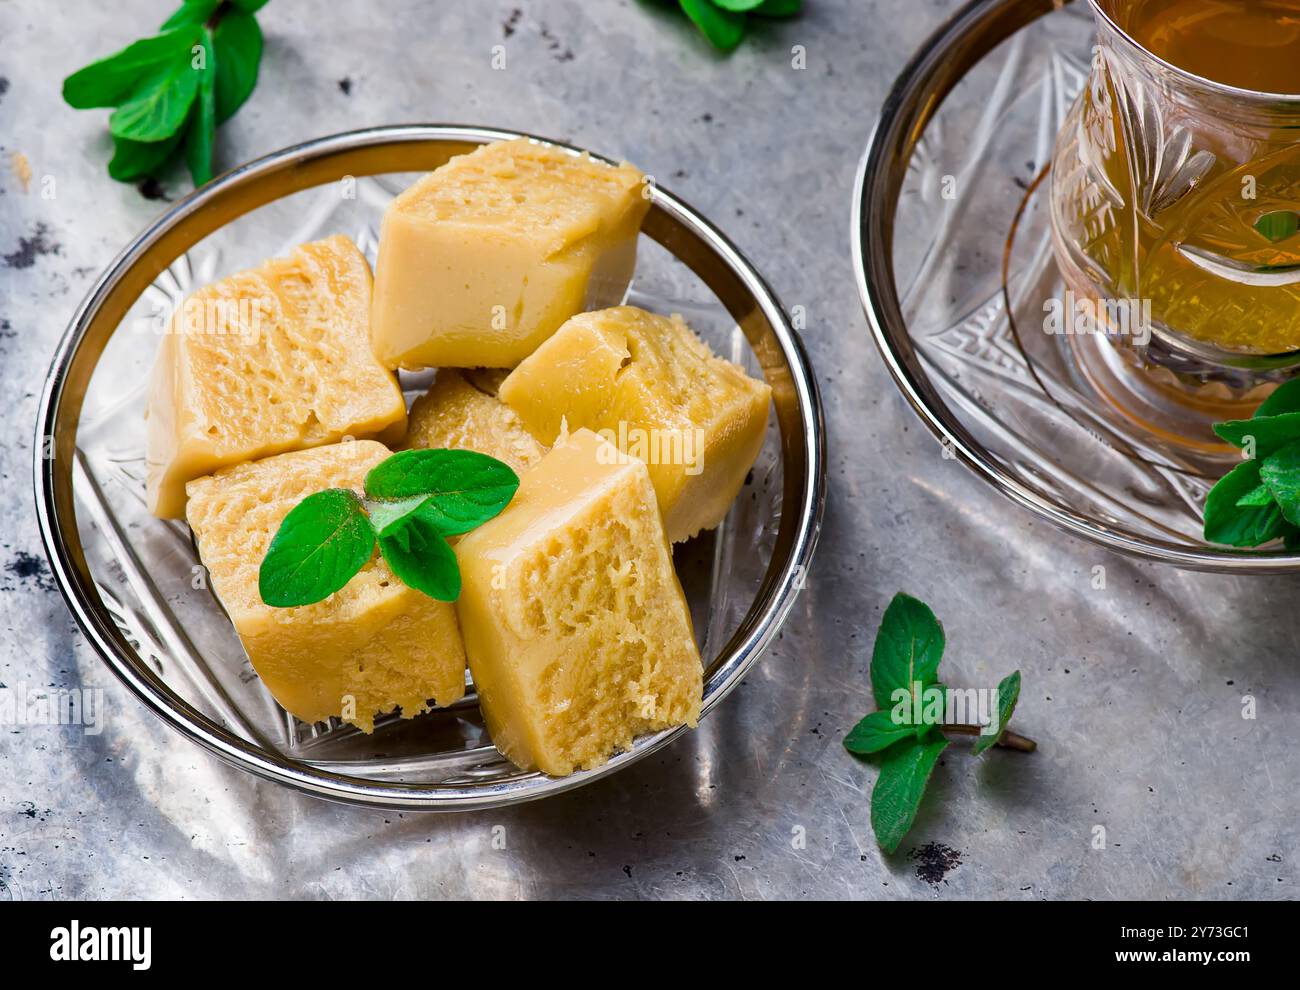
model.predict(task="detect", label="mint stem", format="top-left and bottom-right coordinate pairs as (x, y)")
top-left (941, 724), bottom-right (1037, 752)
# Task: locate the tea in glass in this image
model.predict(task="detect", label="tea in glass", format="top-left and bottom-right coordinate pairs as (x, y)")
top-left (1051, 0), bottom-right (1300, 441)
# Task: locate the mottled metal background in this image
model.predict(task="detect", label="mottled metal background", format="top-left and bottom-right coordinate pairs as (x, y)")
top-left (0, 0), bottom-right (1295, 900)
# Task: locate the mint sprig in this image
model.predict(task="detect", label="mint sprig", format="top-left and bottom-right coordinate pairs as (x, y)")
top-left (844, 594), bottom-right (1035, 855)
top-left (671, 0), bottom-right (801, 53)
top-left (256, 449), bottom-right (520, 608)
top-left (62, 0), bottom-right (269, 187)
top-left (1204, 378), bottom-right (1300, 548)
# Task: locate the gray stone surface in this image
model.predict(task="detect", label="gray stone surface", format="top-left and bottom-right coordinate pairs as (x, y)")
top-left (0, 0), bottom-right (1295, 900)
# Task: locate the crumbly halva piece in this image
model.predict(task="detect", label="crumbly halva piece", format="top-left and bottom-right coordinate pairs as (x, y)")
top-left (185, 441), bottom-right (466, 732)
top-left (370, 138), bottom-right (649, 369)
top-left (454, 428), bottom-right (702, 775)
top-left (499, 305), bottom-right (771, 542)
top-left (146, 235), bottom-right (406, 518)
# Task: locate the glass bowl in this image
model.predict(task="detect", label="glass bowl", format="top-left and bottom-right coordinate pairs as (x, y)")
top-left (35, 125), bottom-right (826, 809)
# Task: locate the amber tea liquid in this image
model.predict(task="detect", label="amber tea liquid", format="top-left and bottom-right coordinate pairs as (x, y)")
top-left (1125, 0), bottom-right (1300, 94)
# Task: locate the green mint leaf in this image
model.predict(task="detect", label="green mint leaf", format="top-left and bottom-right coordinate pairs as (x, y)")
top-left (1213, 412), bottom-right (1300, 458)
top-left (109, 57), bottom-right (203, 142)
top-left (711, 0), bottom-right (766, 10)
top-left (212, 9), bottom-right (263, 123)
top-left (844, 710), bottom-right (917, 755)
top-left (1285, 524), bottom-right (1300, 551)
top-left (1260, 440), bottom-right (1300, 526)
top-left (1235, 483), bottom-right (1275, 508)
top-left (364, 449), bottom-right (519, 536)
top-left (1203, 459), bottom-right (1287, 547)
top-left (870, 593), bottom-right (945, 722)
top-left (752, 0), bottom-right (802, 16)
top-left (971, 671), bottom-right (1021, 756)
top-left (378, 504), bottom-right (462, 602)
top-left (1255, 378), bottom-right (1300, 419)
top-left (108, 129), bottom-right (184, 181)
top-left (161, 0), bottom-right (221, 30)
top-left (871, 736), bottom-right (949, 855)
top-left (679, 0), bottom-right (746, 51)
top-left (365, 494), bottom-right (431, 537)
top-left (258, 488), bottom-right (376, 607)
top-left (1255, 211), bottom-right (1300, 244)
top-left (184, 30), bottom-right (217, 185)
top-left (65, 2), bottom-right (268, 185)
top-left (62, 28), bottom-right (198, 109)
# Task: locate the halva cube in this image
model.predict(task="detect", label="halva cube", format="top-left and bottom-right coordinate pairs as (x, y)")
top-left (185, 441), bottom-right (466, 732)
top-left (498, 306), bottom-right (771, 542)
top-left (145, 235), bottom-right (406, 518)
top-left (370, 138), bottom-right (649, 369)
top-left (454, 428), bottom-right (702, 776)
top-left (403, 369), bottom-right (545, 474)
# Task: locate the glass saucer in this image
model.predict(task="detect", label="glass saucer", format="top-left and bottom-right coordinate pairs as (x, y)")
top-left (853, 0), bottom-right (1300, 572)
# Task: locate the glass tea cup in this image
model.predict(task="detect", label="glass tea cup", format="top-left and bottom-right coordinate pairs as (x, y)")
top-left (1050, 0), bottom-right (1300, 448)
